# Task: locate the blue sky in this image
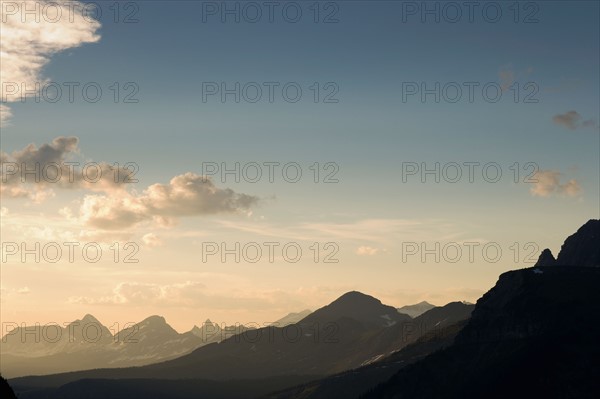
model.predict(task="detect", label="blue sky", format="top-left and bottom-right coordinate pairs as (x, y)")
top-left (1, 1), bottom-right (599, 330)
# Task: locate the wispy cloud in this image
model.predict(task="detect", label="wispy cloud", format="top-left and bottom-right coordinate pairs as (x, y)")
top-left (68, 281), bottom-right (321, 313)
top-left (498, 64), bottom-right (533, 91)
top-left (218, 218), bottom-right (467, 247)
top-left (356, 246), bottom-right (381, 256)
top-left (552, 110), bottom-right (599, 130)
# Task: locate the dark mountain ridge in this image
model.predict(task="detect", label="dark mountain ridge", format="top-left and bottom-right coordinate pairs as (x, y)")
top-left (363, 219), bottom-right (600, 399)
top-left (535, 219), bottom-right (599, 267)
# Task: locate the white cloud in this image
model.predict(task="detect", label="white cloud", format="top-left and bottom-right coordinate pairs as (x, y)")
top-left (356, 246), bottom-right (380, 256)
top-left (142, 233), bottom-right (163, 248)
top-left (17, 286), bottom-right (31, 295)
top-left (0, 104), bottom-right (12, 126)
top-left (67, 281), bottom-right (311, 311)
top-left (77, 173), bottom-right (259, 230)
top-left (0, 0), bottom-right (101, 123)
top-left (529, 170), bottom-right (582, 198)
top-left (69, 281), bottom-right (206, 306)
top-left (217, 218), bottom-right (459, 247)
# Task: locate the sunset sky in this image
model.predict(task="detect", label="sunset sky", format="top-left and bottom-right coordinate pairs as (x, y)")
top-left (1, 0), bottom-right (599, 332)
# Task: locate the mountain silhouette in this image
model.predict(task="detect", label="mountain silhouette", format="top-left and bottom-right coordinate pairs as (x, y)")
top-left (271, 310), bottom-right (312, 327)
top-left (534, 248), bottom-right (556, 267)
top-left (397, 301), bottom-right (435, 318)
top-left (301, 291), bottom-right (411, 327)
top-left (189, 319), bottom-right (252, 344)
top-left (9, 220), bottom-right (598, 398)
top-left (1, 314), bottom-right (210, 378)
top-left (361, 220), bottom-right (600, 399)
top-left (536, 219), bottom-right (599, 267)
top-left (263, 314), bottom-right (469, 399)
top-left (0, 374), bottom-right (17, 399)
top-left (555, 219), bottom-right (600, 266)
top-left (9, 294), bottom-right (474, 396)
top-left (361, 266), bottom-right (600, 399)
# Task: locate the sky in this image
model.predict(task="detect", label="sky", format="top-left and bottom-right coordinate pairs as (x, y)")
top-left (0, 0), bottom-right (599, 332)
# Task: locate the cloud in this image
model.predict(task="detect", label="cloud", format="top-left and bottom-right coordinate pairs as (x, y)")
top-left (217, 218), bottom-right (461, 247)
top-left (356, 246), bottom-right (380, 256)
top-left (498, 64), bottom-right (533, 91)
top-left (0, 104), bottom-right (12, 126)
top-left (0, 0), bottom-right (101, 123)
top-left (553, 111), bottom-right (580, 129)
top-left (1, 136), bottom-right (139, 200)
top-left (17, 287), bottom-right (31, 295)
top-left (1, 202), bottom-right (137, 244)
top-left (552, 111), bottom-right (599, 130)
top-left (529, 170), bottom-right (582, 198)
top-left (78, 173), bottom-right (259, 230)
top-left (142, 233), bottom-right (163, 248)
top-left (67, 281), bottom-right (311, 311)
top-left (2, 137), bottom-right (260, 226)
top-left (69, 281), bottom-right (206, 306)
top-left (498, 66), bottom-right (515, 91)
top-left (581, 119), bottom-right (599, 129)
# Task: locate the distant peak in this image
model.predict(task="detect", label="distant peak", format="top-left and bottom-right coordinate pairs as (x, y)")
top-left (80, 314), bottom-right (100, 324)
top-left (335, 291), bottom-right (381, 305)
top-left (397, 301), bottom-right (437, 318)
top-left (416, 301), bottom-right (433, 306)
top-left (142, 315), bottom-right (167, 324)
top-left (304, 290), bottom-right (407, 326)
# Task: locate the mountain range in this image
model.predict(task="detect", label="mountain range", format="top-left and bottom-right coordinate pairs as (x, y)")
top-left (5, 219), bottom-right (599, 398)
top-left (268, 219), bottom-right (600, 399)
top-left (8, 296), bottom-right (474, 397)
top-left (1, 315), bottom-right (253, 378)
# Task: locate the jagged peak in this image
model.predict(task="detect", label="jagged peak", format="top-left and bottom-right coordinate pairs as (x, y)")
top-left (535, 248), bottom-right (556, 267)
top-left (68, 314), bottom-right (102, 326)
top-left (81, 314), bottom-right (100, 323)
top-left (555, 219), bottom-right (599, 267)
